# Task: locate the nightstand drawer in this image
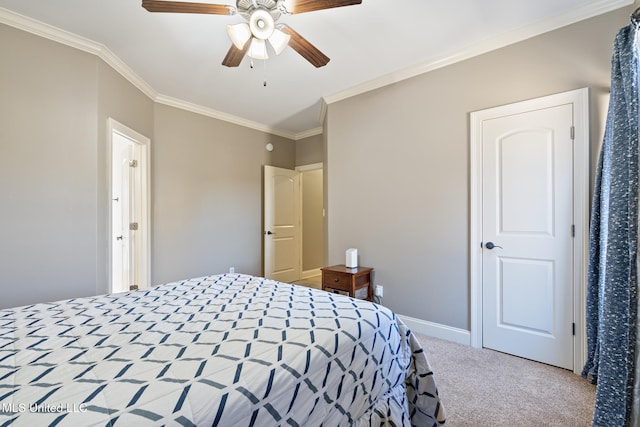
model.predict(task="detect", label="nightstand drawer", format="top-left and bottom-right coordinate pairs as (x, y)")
top-left (321, 265), bottom-right (374, 301)
top-left (322, 272), bottom-right (350, 291)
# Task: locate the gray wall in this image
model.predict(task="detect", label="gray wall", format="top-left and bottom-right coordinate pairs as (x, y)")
top-left (0, 5), bottom-right (629, 319)
top-left (152, 104), bottom-right (294, 284)
top-left (0, 23), bottom-right (295, 309)
top-left (325, 7), bottom-right (629, 330)
top-left (295, 134), bottom-right (323, 166)
top-left (0, 25), bottom-right (99, 307)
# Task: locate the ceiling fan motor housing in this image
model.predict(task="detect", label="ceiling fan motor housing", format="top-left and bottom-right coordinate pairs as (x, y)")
top-left (237, 0), bottom-right (281, 21)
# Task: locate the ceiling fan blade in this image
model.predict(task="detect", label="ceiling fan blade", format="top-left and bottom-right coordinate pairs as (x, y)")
top-left (280, 26), bottom-right (329, 68)
top-left (142, 0), bottom-right (234, 15)
top-left (222, 42), bottom-right (250, 67)
top-left (286, 0), bottom-right (361, 14)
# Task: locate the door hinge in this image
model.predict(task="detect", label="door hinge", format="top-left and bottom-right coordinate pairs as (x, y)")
top-left (572, 323), bottom-right (576, 336)
top-left (571, 224), bottom-right (575, 237)
top-left (129, 222), bottom-right (139, 231)
top-left (129, 159), bottom-right (138, 168)
top-left (570, 126), bottom-right (575, 140)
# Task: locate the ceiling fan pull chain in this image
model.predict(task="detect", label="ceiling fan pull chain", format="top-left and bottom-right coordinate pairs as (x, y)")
top-left (263, 58), bottom-right (267, 87)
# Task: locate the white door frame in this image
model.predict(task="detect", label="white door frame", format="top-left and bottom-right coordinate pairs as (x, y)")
top-left (469, 88), bottom-right (590, 374)
top-left (107, 118), bottom-right (151, 292)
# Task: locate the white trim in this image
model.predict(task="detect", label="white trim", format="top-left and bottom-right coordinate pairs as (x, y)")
top-left (295, 127), bottom-right (323, 140)
top-left (107, 118), bottom-right (152, 292)
top-left (295, 162), bottom-right (323, 172)
top-left (469, 108), bottom-right (483, 350)
top-left (0, 7), bottom-right (102, 56)
top-left (469, 88), bottom-right (589, 374)
top-left (572, 88), bottom-right (591, 374)
top-left (99, 46), bottom-right (157, 101)
top-left (398, 315), bottom-right (471, 346)
top-left (0, 7), bottom-right (309, 140)
top-left (0, 7), bottom-right (157, 101)
top-left (323, 0), bottom-right (632, 106)
top-left (154, 94), bottom-right (299, 140)
top-left (0, 2), bottom-right (629, 139)
top-left (319, 100), bottom-right (328, 129)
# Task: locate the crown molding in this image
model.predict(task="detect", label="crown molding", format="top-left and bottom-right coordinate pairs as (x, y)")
top-left (0, 7), bottom-right (157, 100)
top-left (294, 127), bottom-right (323, 140)
top-left (3, 1), bottom-right (630, 137)
top-left (155, 94), bottom-right (298, 140)
top-left (145, 92), bottom-right (321, 140)
top-left (322, 0), bottom-right (633, 106)
top-left (99, 46), bottom-right (158, 101)
top-left (318, 99), bottom-right (328, 131)
top-left (0, 6), bottom-right (304, 139)
top-left (0, 7), bottom-right (100, 55)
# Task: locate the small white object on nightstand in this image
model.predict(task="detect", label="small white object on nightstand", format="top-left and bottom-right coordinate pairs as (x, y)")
top-left (345, 248), bottom-right (358, 268)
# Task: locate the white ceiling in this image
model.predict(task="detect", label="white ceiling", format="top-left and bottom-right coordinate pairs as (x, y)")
top-left (0, 0), bottom-right (632, 138)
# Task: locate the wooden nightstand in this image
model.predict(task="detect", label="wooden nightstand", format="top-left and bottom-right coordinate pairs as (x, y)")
top-left (321, 265), bottom-right (373, 301)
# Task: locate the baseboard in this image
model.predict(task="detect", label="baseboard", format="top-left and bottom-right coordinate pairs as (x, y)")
top-left (301, 268), bottom-right (321, 279)
top-left (398, 314), bottom-right (471, 346)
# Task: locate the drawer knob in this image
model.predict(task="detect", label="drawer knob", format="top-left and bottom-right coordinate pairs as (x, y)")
top-left (334, 278), bottom-right (339, 282)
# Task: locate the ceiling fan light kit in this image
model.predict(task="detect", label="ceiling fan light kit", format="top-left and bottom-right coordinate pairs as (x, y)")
top-left (227, 12), bottom-right (291, 59)
top-left (141, 0), bottom-right (362, 68)
top-left (248, 8), bottom-right (274, 39)
top-left (248, 37), bottom-right (268, 59)
top-left (227, 22), bottom-right (252, 49)
top-left (269, 28), bottom-right (291, 55)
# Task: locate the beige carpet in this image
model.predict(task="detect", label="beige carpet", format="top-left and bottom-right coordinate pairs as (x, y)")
top-left (415, 334), bottom-right (596, 426)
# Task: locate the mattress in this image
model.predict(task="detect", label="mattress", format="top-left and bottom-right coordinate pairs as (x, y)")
top-left (0, 273), bottom-right (445, 426)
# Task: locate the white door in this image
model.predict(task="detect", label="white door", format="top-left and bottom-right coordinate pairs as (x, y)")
top-left (112, 134), bottom-right (131, 293)
top-left (109, 119), bottom-right (150, 294)
top-left (481, 103), bottom-right (575, 369)
top-left (263, 165), bottom-right (300, 282)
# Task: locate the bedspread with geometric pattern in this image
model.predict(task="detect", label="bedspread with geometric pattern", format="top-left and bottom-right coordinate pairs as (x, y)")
top-left (0, 273), bottom-right (445, 426)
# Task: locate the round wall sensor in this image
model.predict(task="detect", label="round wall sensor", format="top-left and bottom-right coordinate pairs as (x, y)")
top-left (265, 143), bottom-right (274, 152)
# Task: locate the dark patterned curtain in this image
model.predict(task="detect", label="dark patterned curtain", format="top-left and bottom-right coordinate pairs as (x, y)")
top-left (582, 18), bottom-right (639, 427)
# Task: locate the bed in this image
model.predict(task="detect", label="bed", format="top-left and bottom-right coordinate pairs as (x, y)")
top-left (0, 273), bottom-right (445, 426)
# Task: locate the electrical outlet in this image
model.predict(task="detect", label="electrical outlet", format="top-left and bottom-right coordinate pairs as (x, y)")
top-left (229, 267), bottom-right (235, 274)
top-left (375, 285), bottom-right (383, 297)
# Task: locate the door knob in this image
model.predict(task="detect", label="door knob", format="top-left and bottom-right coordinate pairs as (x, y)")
top-left (485, 241), bottom-right (503, 250)
top-left (265, 231), bottom-right (275, 235)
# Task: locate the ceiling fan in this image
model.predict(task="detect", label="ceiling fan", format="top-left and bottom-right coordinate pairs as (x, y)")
top-left (141, 0), bottom-right (362, 68)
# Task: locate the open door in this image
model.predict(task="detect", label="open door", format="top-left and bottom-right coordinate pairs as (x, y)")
top-left (109, 119), bottom-right (150, 293)
top-left (263, 165), bottom-right (300, 282)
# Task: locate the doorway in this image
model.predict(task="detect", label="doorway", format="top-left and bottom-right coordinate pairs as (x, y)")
top-left (108, 118), bottom-right (150, 293)
top-left (470, 89), bottom-right (589, 373)
top-left (297, 163), bottom-right (324, 280)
